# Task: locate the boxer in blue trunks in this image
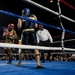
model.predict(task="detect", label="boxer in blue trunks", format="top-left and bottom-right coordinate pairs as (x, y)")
top-left (17, 8), bottom-right (44, 69)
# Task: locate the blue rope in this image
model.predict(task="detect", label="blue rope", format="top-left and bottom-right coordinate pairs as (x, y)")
top-left (0, 9), bottom-right (75, 34)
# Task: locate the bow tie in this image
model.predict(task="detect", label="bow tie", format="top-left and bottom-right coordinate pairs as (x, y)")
top-left (40, 29), bottom-right (43, 31)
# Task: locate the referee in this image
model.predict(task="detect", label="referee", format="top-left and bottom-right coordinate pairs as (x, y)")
top-left (36, 24), bottom-right (53, 62)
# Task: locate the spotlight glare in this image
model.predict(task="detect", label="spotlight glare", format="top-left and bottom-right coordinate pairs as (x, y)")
top-left (50, 0), bottom-right (53, 3)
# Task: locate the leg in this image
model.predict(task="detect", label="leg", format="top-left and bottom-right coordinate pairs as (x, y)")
top-left (5, 48), bottom-right (12, 64)
top-left (34, 49), bottom-right (44, 69)
top-left (47, 50), bottom-right (52, 62)
top-left (7, 49), bottom-right (13, 64)
top-left (38, 41), bottom-right (45, 63)
top-left (41, 50), bottom-right (45, 63)
top-left (30, 32), bottom-right (44, 68)
top-left (17, 52), bottom-right (24, 67)
top-left (17, 33), bottom-right (25, 67)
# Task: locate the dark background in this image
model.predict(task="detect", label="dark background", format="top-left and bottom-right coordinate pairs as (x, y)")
top-left (0, 0), bottom-right (75, 47)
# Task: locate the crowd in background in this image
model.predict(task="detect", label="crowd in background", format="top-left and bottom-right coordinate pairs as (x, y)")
top-left (0, 47), bottom-right (75, 62)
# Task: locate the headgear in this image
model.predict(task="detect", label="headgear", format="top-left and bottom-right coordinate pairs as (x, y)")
top-left (22, 8), bottom-right (30, 17)
top-left (8, 23), bottom-right (14, 29)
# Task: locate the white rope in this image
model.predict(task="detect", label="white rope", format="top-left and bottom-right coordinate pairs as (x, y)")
top-left (0, 43), bottom-right (75, 51)
top-left (0, 53), bottom-right (34, 55)
top-left (23, 0), bottom-right (75, 23)
top-left (51, 52), bottom-right (75, 54)
top-left (53, 38), bottom-right (75, 43)
top-left (0, 52), bottom-right (75, 56)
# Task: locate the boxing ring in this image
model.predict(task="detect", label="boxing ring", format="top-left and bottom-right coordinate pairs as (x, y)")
top-left (0, 0), bottom-right (75, 75)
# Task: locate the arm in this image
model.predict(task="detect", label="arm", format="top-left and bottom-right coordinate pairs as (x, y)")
top-left (17, 18), bottom-right (22, 30)
top-left (3, 29), bottom-right (6, 36)
top-left (47, 30), bottom-right (53, 43)
top-left (13, 30), bottom-right (17, 39)
top-left (33, 14), bottom-right (38, 28)
top-left (36, 32), bottom-right (40, 44)
top-left (3, 28), bottom-right (9, 37)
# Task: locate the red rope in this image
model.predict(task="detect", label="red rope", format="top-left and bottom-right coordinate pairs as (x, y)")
top-left (53, 34), bottom-right (73, 39)
top-left (61, 0), bottom-right (75, 10)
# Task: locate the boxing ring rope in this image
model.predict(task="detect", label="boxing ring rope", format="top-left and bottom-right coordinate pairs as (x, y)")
top-left (53, 34), bottom-right (72, 39)
top-left (53, 38), bottom-right (75, 44)
top-left (61, 0), bottom-right (75, 10)
top-left (0, 10), bottom-right (75, 35)
top-left (0, 43), bottom-right (75, 51)
top-left (23, 0), bottom-right (75, 23)
top-left (57, 0), bottom-right (65, 51)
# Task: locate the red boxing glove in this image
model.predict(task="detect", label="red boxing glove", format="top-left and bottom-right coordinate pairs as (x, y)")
top-left (6, 32), bottom-right (10, 36)
top-left (9, 33), bottom-right (13, 37)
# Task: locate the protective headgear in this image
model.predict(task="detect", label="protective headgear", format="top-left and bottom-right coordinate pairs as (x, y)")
top-left (8, 23), bottom-right (14, 29)
top-left (22, 8), bottom-right (30, 16)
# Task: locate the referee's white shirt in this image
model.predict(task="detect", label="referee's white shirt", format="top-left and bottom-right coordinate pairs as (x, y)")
top-left (36, 29), bottom-right (53, 43)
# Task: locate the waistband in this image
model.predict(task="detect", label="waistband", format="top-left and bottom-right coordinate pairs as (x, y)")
top-left (22, 28), bottom-right (35, 32)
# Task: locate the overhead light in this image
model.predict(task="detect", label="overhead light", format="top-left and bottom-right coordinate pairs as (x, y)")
top-left (50, 0), bottom-right (53, 3)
